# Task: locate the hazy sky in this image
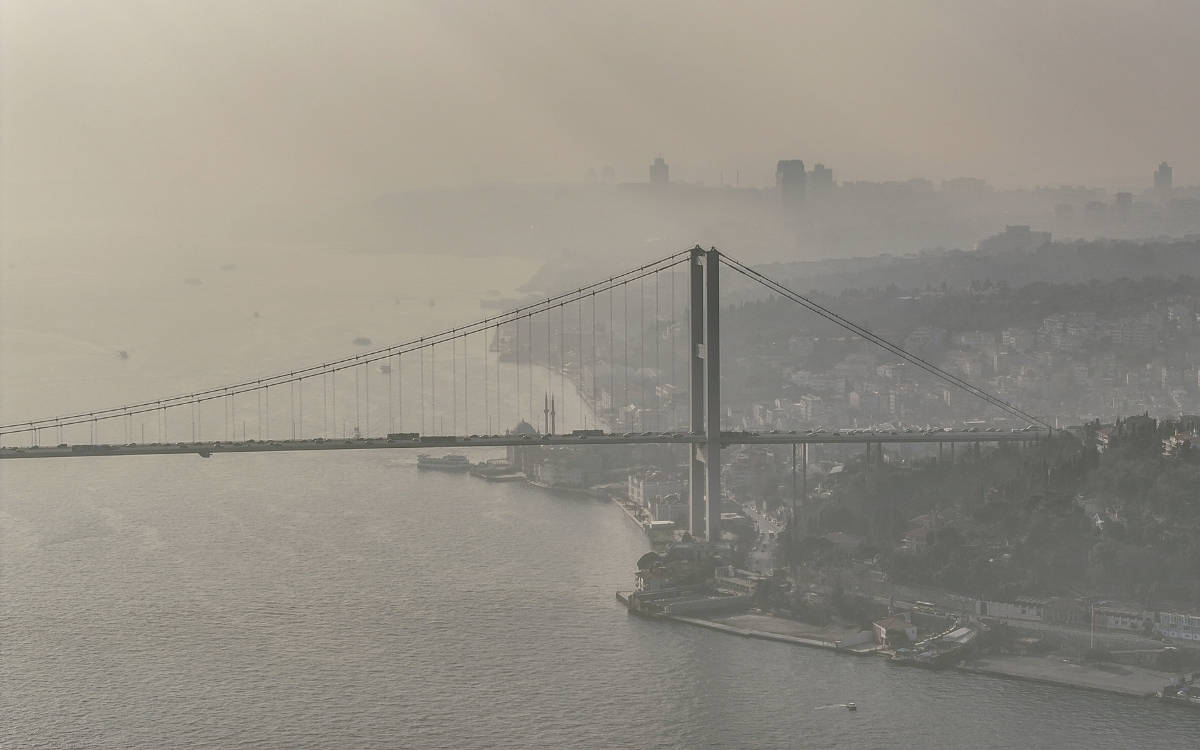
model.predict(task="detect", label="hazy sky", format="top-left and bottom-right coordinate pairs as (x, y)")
top-left (4, 0), bottom-right (1199, 232)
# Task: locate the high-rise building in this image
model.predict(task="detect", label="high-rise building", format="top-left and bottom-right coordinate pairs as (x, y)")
top-left (1155, 161), bottom-right (1173, 191)
top-left (809, 163), bottom-right (834, 193)
top-left (775, 160), bottom-right (806, 204)
top-left (649, 156), bottom-right (669, 186)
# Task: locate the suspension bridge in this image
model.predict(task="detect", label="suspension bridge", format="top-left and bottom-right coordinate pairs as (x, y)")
top-left (0, 247), bottom-right (1050, 540)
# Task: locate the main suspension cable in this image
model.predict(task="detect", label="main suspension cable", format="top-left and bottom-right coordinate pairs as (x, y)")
top-left (719, 252), bottom-right (1050, 429)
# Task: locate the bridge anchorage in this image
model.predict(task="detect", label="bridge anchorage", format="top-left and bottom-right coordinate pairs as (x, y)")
top-left (1, 246), bottom-right (1051, 545)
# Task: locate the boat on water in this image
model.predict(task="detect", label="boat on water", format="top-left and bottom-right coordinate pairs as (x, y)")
top-left (417, 454), bottom-right (470, 472)
top-left (484, 472), bottom-right (526, 482)
top-left (1159, 682), bottom-right (1200, 707)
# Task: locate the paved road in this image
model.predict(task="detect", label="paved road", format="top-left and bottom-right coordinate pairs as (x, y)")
top-left (1, 428), bottom-right (1048, 460)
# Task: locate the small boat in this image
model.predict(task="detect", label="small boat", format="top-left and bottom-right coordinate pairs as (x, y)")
top-left (845, 703), bottom-right (857, 712)
top-left (484, 472), bottom-right (526, 482)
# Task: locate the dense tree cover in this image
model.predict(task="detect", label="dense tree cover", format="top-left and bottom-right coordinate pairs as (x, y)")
top-left (782, 421), bottom-right (1200, 607)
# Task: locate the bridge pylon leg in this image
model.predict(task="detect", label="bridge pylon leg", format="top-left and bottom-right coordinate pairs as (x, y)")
top-left (688, 246), bottom-right (706, 537)
top-left (703, 248), bottom-right (721, 543)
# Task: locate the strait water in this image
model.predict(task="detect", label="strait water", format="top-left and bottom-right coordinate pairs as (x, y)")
top-left (4, 245), bottom-right (1200, 748)
top-left (3, 454), bottom-right (1200, 749)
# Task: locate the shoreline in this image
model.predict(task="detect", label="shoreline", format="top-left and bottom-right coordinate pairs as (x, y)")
top-left (632, 607), bottom-right (1178, 700)
top-left (664, 613), bottom-right (879, 654)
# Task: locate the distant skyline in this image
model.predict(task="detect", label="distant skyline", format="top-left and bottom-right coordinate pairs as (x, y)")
top-left (4, 0), bottom-right (1199, 238)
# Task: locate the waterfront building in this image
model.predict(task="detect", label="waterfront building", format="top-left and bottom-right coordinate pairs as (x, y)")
top-left (1156, 610), bottom-right (1200, 642)
top-left (628, 470), bottom-right (684, 508)
top-left (529, 448), bottom-right (604, 488)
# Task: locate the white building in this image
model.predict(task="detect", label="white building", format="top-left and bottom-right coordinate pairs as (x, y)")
top-left (628, 470), bottom-right (683, 509)
top-left (975, 597), bottom-right (1048, 622)
top-left (1157, 611), bottom-right (1200, 642)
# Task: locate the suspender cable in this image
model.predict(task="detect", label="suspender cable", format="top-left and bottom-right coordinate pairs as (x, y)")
top-left (496, 324), bottom-right (501, 433)
top-left (364, 360), bottom-right (370, 437)
top-left (640, 274), bottom-right (645, 426)
top-left (590, 293), bottom-right (597, 430)
top-left (291, 380), bottom-right (296, 439)
top-left (420, 345), bottom-right (425, 434)
top-left (560, 304), bottom-right (566, 430)
top-left (515, 317), bottom-right (521, 422)
top-left (264, 386), bottom-right (269, 440)
top-left (483, 329), bottom-right (488, 434)
top-left (388, 353), bottom-right (394, 434)
top-left (671, 266), bottom-right (677, 427)
top-left (398, 353), bottom-right (404, 433)
top-left (623, 282), bottom-right (629, 428)
top-left (578, 300), bottom-right (584, 428)
top-left (655, 270), bottom-right (661, 431)
top-left (452, 334), bottom-right (457, 435)
top-left (323, 369), bottom-right (328, 437)
top-left (609, 286), bottom-right (614, 429)
top-left (527, 315), bottom-right (532, 427)
top-left (431, 342), bottom-right (437, 434)
top-left (355, 363), bottom-right (361, 437)
top-left (460, 331), bottom-right (465, 432)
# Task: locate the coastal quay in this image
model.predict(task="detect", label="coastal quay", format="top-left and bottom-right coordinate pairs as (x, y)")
top-left (620, 604), bottom-right (1184, 699)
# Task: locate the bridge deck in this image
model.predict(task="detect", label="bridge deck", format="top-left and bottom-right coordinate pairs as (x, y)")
top-left (0, 429), bottom-right (1046, 460)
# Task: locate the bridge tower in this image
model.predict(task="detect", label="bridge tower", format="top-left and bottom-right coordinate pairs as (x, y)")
top-left (688, 247), bottom-right (722, 541)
